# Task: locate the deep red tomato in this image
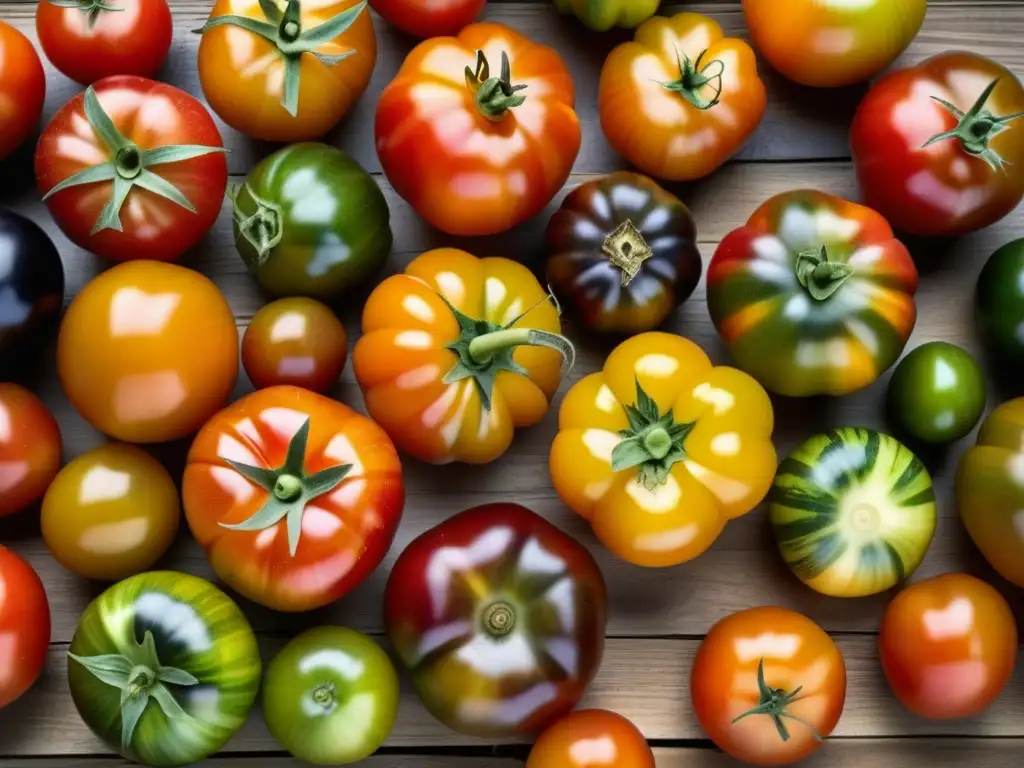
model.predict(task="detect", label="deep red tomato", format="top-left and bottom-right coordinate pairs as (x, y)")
top-left (369, 0), bottom-right (485, 37)
top-left (0, 384), bottom-right (62, 518)
top-left (880, 573), bottom-right (1018, 720)
top-left (0, 20), bottom-right (45, 162)
top-left (527, 710), bottom-right (655, 768)
top-left (852, 52), bottom-right (1024, 237)
top-left (0, 545), bottom-right (50, 710)
top-left (36, 0), bottom-right (173, 85)
top-left (36, 76), bottom-right (228, 263)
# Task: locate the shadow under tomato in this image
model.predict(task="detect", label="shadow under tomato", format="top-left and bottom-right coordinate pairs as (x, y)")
top-left (0, 140), bottom-right (40, 202)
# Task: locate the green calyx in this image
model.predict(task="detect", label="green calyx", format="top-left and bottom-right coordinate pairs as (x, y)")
top-left (45, 0), bottom-right (123, 29)
top-left (68, 631), bottom-right (199, 752)
top-left (795, 245), bottom-right (853, 301)
top-left (612, 378), bottom-right (694, 490)
top-left (442, 294), bottom-right (575, 412)
top-left (659, 47), bottom-right (725, 110)
top-left (731, 659), bottom-right (823, 744)
top-left (229, 182), bottom-right (284, 265)
top-left (925, 77), bottom-right (1024, 172)
top-left (465, 50), bottom-right (528, 121)
top-left (194, 0), bottom-right (368, 117)
top-left (219, 418), bottom-right (352, 556)
top-left (42, 87), bottom-right (226, 235)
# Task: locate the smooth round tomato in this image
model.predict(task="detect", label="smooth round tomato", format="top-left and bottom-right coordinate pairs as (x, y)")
top-left (369, 0), bottom-right (485, 37)
top-left (57, 261), bottom-right (239, 444)
top-left (36, 76), bottom-right (228, 263)
top-left (41, 443), bottom-right (179, 581)
top-left (0, 20), bottom-right (45, 162)
top-left (243, 298), bottom-right (348, 393)
top-left (880, 573), bottom-right (1017, 719)
top-left (263, 626), bottom-right (399, 765)
top-left (0, 545), bottom-right (50, 710)
top-left (692, 607), bottom-right (846, 766)
top-left (197, 0), bottom-right (376, 142)
top-left (527, 710), bottom-right (654, 768)
top-left (743, 0), bottom-right (926, 88)
top-left (36, 0), bottom-right (173, 85)
top-left (0, 384), bottom-right (62, 518)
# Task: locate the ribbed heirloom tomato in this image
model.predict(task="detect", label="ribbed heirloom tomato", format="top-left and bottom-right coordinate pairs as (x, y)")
top-left (0, 546), bottom-right (50, 710)
top-left (0, 384), bottom-right (62, 518)
top-left (376, 22), bottom-right (581, 236)
top-left (0, 20), bottom-right (45, 162)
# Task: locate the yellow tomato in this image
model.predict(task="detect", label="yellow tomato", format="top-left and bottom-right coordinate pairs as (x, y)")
top-left (42, 444), bottom-right (179, 580)
top-left (550, 332), bottom-right (776, 567)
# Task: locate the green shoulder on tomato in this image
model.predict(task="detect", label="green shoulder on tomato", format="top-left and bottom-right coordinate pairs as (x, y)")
top-left (554, 0), bottom-right (660, 30)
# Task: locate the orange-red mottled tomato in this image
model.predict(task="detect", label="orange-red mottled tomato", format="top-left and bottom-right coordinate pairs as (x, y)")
top-left (0, 20), bottom-right (45, 161)
top-left (527, 710), bottom-right (655, 768)
top-left (0, 384), bottom-right (61, 518)
top-left (0, 545), bottom-right (50, 710)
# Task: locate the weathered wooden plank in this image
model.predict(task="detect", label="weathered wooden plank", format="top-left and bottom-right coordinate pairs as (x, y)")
top-left (655, 741), bottom-right (1024, 767)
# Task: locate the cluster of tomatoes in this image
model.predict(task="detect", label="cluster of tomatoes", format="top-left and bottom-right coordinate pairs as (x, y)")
top-left (3, 0), bottom-right (1024, 767)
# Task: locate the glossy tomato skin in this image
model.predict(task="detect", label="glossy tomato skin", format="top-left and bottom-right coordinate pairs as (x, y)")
top-left (183, 386), bottom-right (404, 612)
top-left (692, 607), bottom-right (846, 766)
top-left (555, 0), bottom-right (660, 31)
top-left (0, 545), bottom-right (50, 710)
top-left (0, 384), bottom-right (62, 518)
top-left (744, 0), bottom-right (925, 88)
top-left (36, 0), bottom-right (173, 85)
top-left (880, 573), bottom-right (1018, 719)
top-left (386, 503), bottom-right (608, 737)
top-left (527, 710), bottom-right (655, 768)
top-left (376, 22), bottom-right (581, 236)
top-left (369, 0), bottom-right (485, 37)
top-left (976, 239), bottom-right (1024, 366)
top-left (0, 211), bottom-right (65, 377)
top-left (263, 626), bottom-right (399, 765)
top-left (36, 76), bottom-right (228, 263)
top-left (42, 444), bottom-right (179, 581)
top-left (852, 52), bottom-right (1024, 237)
top-left (198, 0), bottom-right (376, 142)
top-left (0, 21), bottom-right (45, 162)
top-left (599, 13), bottom-right (766, 181)
top-left (57, 261), bottom-right (239, 444)
top-left (243, 298), bottom-right (348, 393)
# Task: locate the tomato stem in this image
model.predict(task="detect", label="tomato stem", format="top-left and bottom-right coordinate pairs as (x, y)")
top-left (45, 0), bottom-right (124, 30)
top-left (482, 602), bottom-right (516, 637)
top-left (465, 50), bottom-right (528, 120)
top-left (232, 183), bottom-right (284, 264)
top-left (602, 220), bottom-right (653, 287)
top-left (660, 48), bottom-right (725, 110)
top-left (794, 246), bottom-right (853, 301)
top-left (611, 378), bottom-right (694, 490)
top-left (274, 474), bottom-right (303, 502)
top-left (731, 659), bottom-right (823, 744)
top-left (924, 77), bottom-right (1024, 172)
top-left (643, 428), bottom-right (672, 460)
top-left (312, 683), bottom-right (337, 710)
top-left (115, 146), bottom-right (143, 180)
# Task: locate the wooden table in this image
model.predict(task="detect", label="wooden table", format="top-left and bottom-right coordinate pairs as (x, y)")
top-left (2, 1), bottom-right (1024, 766)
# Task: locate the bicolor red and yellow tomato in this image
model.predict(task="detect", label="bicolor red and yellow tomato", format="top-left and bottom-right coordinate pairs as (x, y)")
top-left (369, 0), bottom-right (485, 37)
top-left (57, 261), bottom-right (239, 444)
top-left (0, 384), bottom-right (61, 518)
top-left (0, 20), bottom-right (45, 161)
top-left (527, 710), bottom-right (654, 768)
top-left (0, 545), bottom-right (50, 710)
top-left (743, 0), bottom-right (926, 88)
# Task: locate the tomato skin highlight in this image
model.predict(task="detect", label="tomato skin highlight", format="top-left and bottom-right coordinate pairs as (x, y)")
top-left (0, 384), bottom-right (62, 518)
top-left (527, 709), bottom-right (655, 768)
top-left (0, 20), bottom-right (45, 162)
top-left (0, 545), bottom-right (51, 711)
top-left (369, 0), bottom-right (485, 37)
top-left (880, 573), bottom-right (1018, 720)
top-left (36, 0), bottom-right (173, 85)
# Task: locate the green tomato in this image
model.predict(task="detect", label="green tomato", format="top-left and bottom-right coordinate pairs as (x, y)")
top-left (977, 239), bottom-right (1024, 365)
top-left (887, 342), bottom-right (986, 444)
top-left (263, 626), bottom-right (399, 765)
top-left (770, 428), bottom-right (937, 598)
top-left (67, 571), bottom-right (261, 767)
top-left (554, 0), bottom-right (661, 30)
top-left (232, 142), bottom-right (392, 300)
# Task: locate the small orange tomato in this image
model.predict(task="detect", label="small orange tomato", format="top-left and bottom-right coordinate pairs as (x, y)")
top-left (598, 12), bottom-right (766, 181)
top-left (692, 607), bottom-right (846, 766)
top-left (527, 710), bottom-right (655, 768)
top-left (880, 573), bottom-right (1018, 720)
top-left (57, 261), bottom-right (239, 444)
top-left (0, 21), bottom-right (45, 162)
top-left (0, 384), bottom-right (61, 518)
top-left (41, 444), bottom-right (179, 581)
top-left (242, 298), bottom-right (348, 393)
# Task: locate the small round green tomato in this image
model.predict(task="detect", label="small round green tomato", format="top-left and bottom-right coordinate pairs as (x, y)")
top-left (887, 342), bottom-right (986, 444)
top-left (977, 239), bottom-right (1024, 365)
top-left (263, 626), bottom-right (399, 765)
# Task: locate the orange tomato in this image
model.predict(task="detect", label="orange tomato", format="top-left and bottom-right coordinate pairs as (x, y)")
top-left (0, 20), bottom-right (45, 161)
top-left (880, 573), bottom-right (1018, 720)
top-left (41, 444), bottom-right (179, 581)
top-left (598, 12), bottom-right (766, 181)
top-left (197, 0), bottom-right (376, 142)
top-left (527, 710), bottom-right (655, 768)
top-left (0, 384), bottom-right (61, 518)
top-left (0, 545), bottom-right (50, 710)
top-left (57, 261), bottom-right (239, 444)
top-left (692, 607), bottom-right (846, 766)
top-left (375, 22), bottom-right (581, 236)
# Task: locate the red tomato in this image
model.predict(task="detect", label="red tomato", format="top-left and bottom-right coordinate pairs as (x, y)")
top-left (0, 384), bottom-right (62, 518)
top-left (527, 710), bottom-right (655, 768)
top-left (36, 0), bottom-right (173, 85)
top-left (0, 20), bottom-right (45, 161)
top-left (851, 52), bottom-right (1024, 237)
top-left (692, 607), bottom-right (846, 766)
top-left (880, 573), bottom-right (1018, 719)
top-left (369, 0), bottom-right (485, 37)
top-left (36, 76), bottom-right (228, 263)
top-left (0, 546), bottom-right (50, 710)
